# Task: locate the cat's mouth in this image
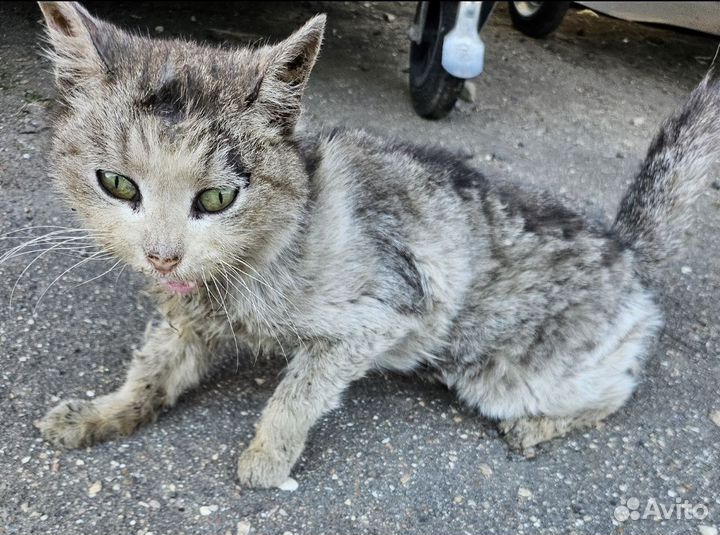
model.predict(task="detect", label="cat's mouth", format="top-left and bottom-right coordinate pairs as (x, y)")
top-left (159, 279), bottom-right (199, 295)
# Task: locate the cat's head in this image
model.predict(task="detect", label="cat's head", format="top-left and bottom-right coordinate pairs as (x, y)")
top-left (39, 2), bottom-right (325, 294)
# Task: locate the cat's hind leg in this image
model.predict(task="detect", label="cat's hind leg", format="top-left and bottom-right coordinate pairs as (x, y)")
top-left (37, 317), bottom-right (217, 449)
top-left (499, 408), bottom-right (619, 453)
top-left (453, 293), bottom-right (662, 454)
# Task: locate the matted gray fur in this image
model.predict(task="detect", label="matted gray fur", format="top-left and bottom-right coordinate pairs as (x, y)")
top-left (30, 2), bottom-right (718, 487)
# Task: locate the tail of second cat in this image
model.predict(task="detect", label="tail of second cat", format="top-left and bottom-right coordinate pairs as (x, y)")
top-left (612, 69), bottom-right (720, 277)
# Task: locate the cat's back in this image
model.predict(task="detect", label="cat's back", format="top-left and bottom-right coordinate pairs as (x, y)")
top-left (303, 127), bottom-right (635, 285)
top-left (302, 127), bottom-right (490, 236)
top-left (303, 127), bottom-right (611, 242)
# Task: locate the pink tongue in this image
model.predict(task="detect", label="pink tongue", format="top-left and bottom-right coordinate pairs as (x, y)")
top-left (161, 280), bottom-right (198, 295)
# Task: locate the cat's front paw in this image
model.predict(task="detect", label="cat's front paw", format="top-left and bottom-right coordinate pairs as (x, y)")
top-left (237, 444), bottom-right (294, 488)
top-left (36, 398), bottom-right (117, 449)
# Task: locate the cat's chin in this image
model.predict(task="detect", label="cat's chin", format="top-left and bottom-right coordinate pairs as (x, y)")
top-left (158, 280), bottom-right (199, 295)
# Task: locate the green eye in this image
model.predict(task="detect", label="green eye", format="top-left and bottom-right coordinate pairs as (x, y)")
top-left (97, 170), bottom-right (140, 202)
top-left (196, 188), bottom-right (238, 213)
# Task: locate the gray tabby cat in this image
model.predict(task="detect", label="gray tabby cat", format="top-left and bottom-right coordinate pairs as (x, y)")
top-left (33, 2), bottom-right (718, 488)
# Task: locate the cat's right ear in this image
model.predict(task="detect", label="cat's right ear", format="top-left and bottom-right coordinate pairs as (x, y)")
top-left (249, 15), bottom-right (326, 135)
top-left (38, 2), bottom-right (116, 92)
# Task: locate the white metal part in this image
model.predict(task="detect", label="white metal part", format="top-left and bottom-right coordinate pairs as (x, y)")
top-left (442, 1), bottom-right (485, 79)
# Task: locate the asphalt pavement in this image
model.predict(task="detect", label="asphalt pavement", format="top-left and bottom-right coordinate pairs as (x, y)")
top-left (0, 2), bottom-right (718, 534)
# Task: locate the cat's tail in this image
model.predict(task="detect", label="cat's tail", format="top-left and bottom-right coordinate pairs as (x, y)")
top-left (612, 69), bottom-right (720, 278)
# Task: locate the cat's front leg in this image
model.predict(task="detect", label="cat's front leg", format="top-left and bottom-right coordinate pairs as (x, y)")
top-left (37, 317), bottom-right (217, 449)
top-left (237, 342), bottom-right (374, 488)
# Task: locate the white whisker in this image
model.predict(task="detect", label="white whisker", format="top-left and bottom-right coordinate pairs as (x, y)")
top-left (8, 236), bottom-right (109, 303)
top-left (70, 259), bottom-right (123, 290)
top-left (205, 268), bottom-right (241, 364)
top-left (219, 259), bottom-right (309, 353)
top-left (31, 250), bottom-right (110, 313)
top-left (219, 263), bottom-right (290, 364)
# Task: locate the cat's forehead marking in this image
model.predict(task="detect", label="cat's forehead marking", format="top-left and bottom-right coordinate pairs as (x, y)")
top-left (137, 60), bottom-right (190, 126)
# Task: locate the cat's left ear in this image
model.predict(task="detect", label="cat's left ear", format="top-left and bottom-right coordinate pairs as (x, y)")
top-left (254, 15), bottom-right (326, 133)
top-left (38, 2), bottom-right (116, 93)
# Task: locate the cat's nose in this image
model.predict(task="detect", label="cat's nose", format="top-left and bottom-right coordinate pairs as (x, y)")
top-left (146, 252), bottom-right (181, 274)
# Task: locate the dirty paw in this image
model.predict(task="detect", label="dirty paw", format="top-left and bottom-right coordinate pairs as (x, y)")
top-left (499, 418), bottom-right (548, 457)
top-left (237, 445), bottom-right (293, 488)
top-left (36, 398), bottom-right (113, 449)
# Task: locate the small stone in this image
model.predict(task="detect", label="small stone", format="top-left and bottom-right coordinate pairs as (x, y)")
top-left (277, 478), bottom-right (298, 492)
top-left (21, 456), bottom-right (31, 464)
top-left (453, 495), bottom-right (463, 504)
top-left (630, 117), bottom-right (645, 127)
top-left (148, 500), bottom-right (160, 509)
top-left (459, 81), bottom-right (477, 103)
top-left (154, 26), bottom-right (164, 33)
top-left (86, 390), bottom-right (95, 398)
top-left (75, 460), bottom-right (84, 466)
top-left (199, 506), bottom-right (213, 516)
top-left (479, 463), bottom-right (493, 478)
top-left (190, 15), bottom-right (197, 22)
top-left (88, 480), bottom-right (102, 497)
top-left (400, 472), bottom-right (412, 485)
top-left (710, 410), bottom-right (720, 427)
top-left (237, 521), bottom-right (251, 535)
top-left (254, 378), bottom-right (265, 386)
top-left (699, 526), bottom-right (718, 535)
top-left (518, 487), bottom-right (533, 499)
top-left (681, 266), bottom-right (692, 275)
top-left (22, 153), bottom-right (30, 159)
top-left (383, 13), bottom-right (396, 22)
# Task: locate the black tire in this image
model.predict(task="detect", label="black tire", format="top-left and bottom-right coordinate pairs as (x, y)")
top-left (409, 1), bottom-right (464, 120)
top-left (508, 1), bottom-right (570, 38)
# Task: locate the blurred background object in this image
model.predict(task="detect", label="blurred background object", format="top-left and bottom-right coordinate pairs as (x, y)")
top-left (410, 1), bottom-right (720, 119)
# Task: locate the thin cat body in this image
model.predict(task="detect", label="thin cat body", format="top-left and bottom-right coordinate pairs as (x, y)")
top-left (32, 2), bottom-right (718, 488)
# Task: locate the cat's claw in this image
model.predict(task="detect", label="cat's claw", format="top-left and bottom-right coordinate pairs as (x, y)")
top-left (237, 445), bottom-right (294, 488)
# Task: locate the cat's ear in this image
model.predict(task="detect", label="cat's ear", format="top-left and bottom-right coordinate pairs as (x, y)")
top-left (38, 2), bottom-right (116, 92)
top-left (269, 15), bottom-right (326, 89)
top-left (253, 15), bottom-right (326, 133)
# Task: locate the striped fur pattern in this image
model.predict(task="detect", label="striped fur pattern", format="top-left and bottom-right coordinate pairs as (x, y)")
top-left (34, 2), bottom-right (716, 487)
